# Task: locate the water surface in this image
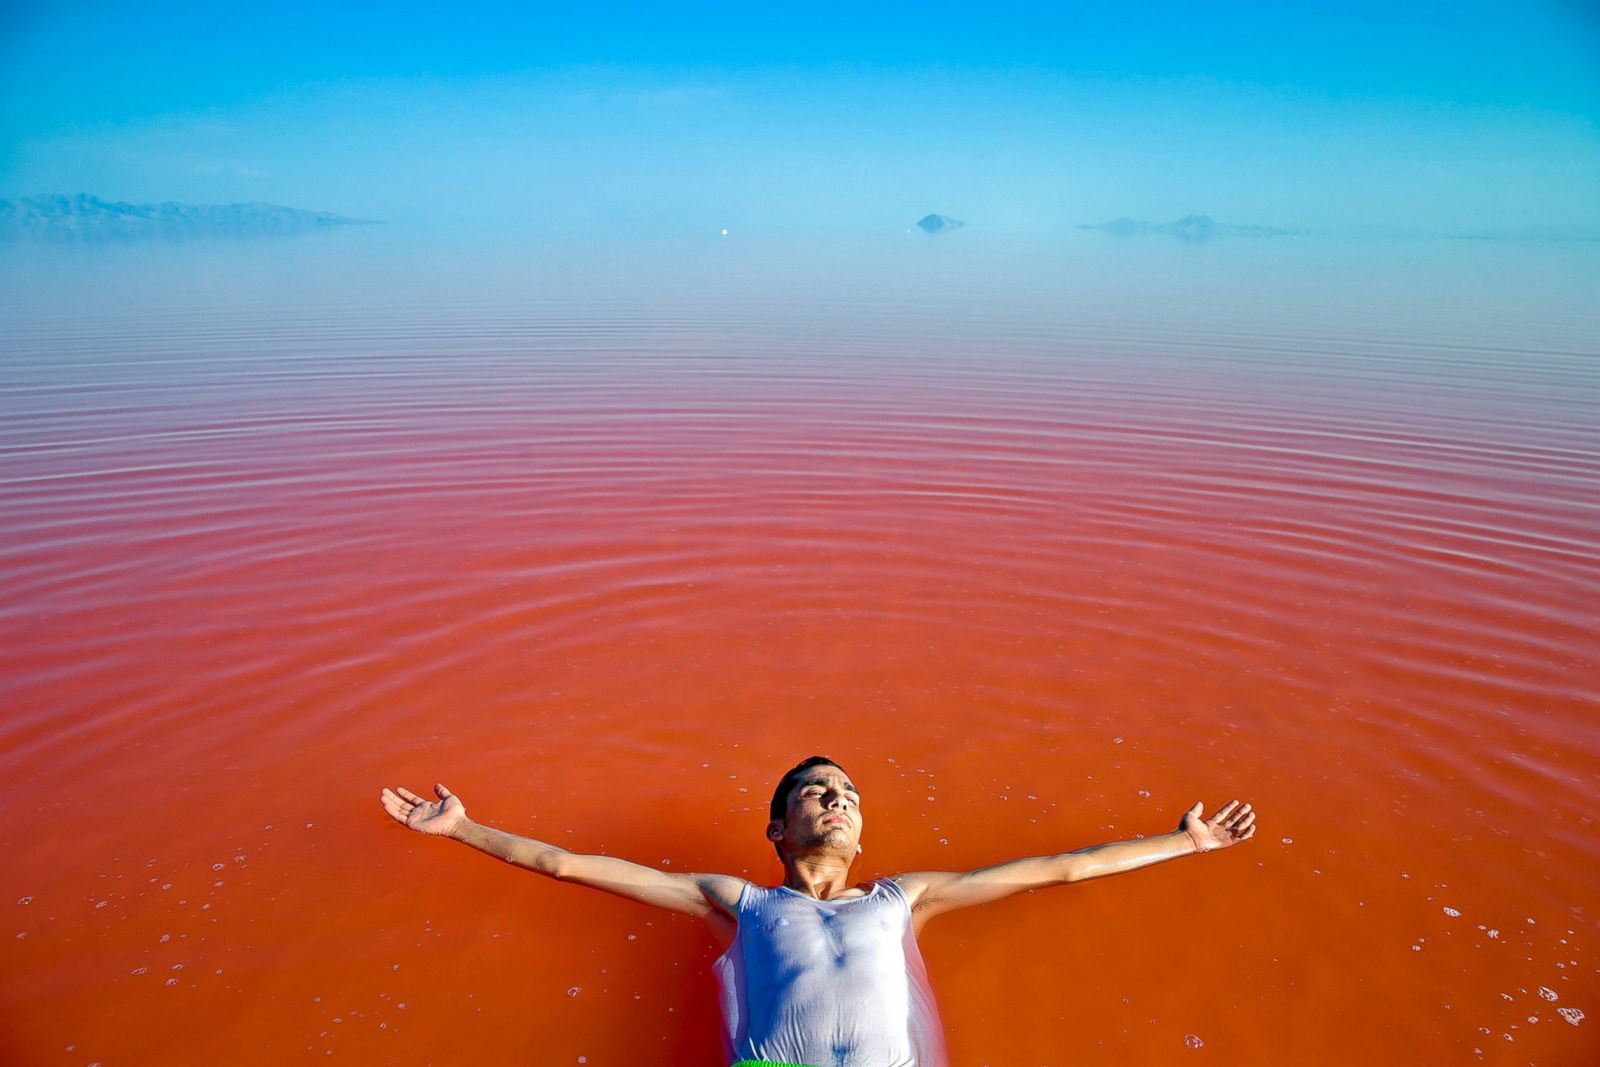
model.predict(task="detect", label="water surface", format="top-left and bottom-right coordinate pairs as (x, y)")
top-left (2, 230), bottom-right (1596, 1064)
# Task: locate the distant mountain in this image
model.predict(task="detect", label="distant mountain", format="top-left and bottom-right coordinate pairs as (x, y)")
top-left (1078, 215), bottom-right (1293, 242)
top-left (1446, 224), bottom-right (1600, 242)
top-left (916, 213), bottom-right (965, 235)
top-left (0, 194), bottom-right (380, 241)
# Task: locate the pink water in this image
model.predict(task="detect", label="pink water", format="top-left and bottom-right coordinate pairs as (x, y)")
top-left (3, 235), bottom-right (1597, 1064)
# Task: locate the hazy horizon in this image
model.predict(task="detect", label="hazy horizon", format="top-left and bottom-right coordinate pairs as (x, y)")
top-left (3, 1), bottom-right (1598, 240)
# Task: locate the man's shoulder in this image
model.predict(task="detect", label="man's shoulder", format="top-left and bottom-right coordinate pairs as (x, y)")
top-left (693, 873), bottom-right (751, 911)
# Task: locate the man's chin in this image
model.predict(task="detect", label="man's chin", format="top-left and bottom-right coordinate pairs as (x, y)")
top-left (819, 828), bottom-right (855, 851)
top-left (796, 828), bottom-right (855, 855)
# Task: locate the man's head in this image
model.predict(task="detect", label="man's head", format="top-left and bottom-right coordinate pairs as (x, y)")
top-left (766, 756), bottom-right (862, 862)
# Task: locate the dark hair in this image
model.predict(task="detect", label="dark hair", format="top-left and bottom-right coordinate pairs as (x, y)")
top-left (767, 755), bottom-right (848, 858)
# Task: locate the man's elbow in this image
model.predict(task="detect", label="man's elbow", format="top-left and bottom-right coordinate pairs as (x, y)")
top-left (531, 848), bottom-right (572, 879)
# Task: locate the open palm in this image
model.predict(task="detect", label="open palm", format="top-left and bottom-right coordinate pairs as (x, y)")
top-left (1179, 799), bottom-right (1255, 852)
top-left (381, 783), bottom-right (467, 837)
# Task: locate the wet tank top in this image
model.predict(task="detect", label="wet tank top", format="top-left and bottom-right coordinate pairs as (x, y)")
top-left (712, 878), bottom-right (948, 1067)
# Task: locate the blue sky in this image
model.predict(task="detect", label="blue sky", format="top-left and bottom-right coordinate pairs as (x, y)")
top-left (2, 1), bottom-right (1597, 234)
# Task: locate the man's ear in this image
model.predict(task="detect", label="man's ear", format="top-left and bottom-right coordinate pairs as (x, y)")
top-left (766, 820), bottom-right (784, 840)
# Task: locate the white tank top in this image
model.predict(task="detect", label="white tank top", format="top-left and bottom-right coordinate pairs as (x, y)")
top-left (712, 878), bottom-right (948, 1067)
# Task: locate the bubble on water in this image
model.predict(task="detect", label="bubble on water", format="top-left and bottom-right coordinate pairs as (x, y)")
top-left (1184, 1033), bottom-right (1204, 1049)
top-left (212, 863), bottom-right (224, 871)
top-left (234, 855), bottom-right (246, 863)
top-left (939, 838), bottom-right (948, 845)
top-left (1501, 993), bottom-right (1514, 1001)
top-left (397, 1003), bottom-right (405, 1010)
top-left (1443, 907), bottom-right (1461, 917)
top-left (1411, 945), bottom-right (1422, 952)
top-left (171, 964), bottom-right (184, 971)
top-left (95, 900), bottom-right (108, 909)
top-left (567, 987), bottom-right (581, 997)
top-left (1526, 917), bottom-right (1536, 925)
top-left (1538, 987), bottom-right (1558, 1002)
top-left (627, 934), bottom-right (637, 941)
top-left (161, 934), bottom-right (170, 943)
top-left (578, 1058), bottom-right (587, 1064)
top-left (17, 897), bottom-right (32, 905)
top-left (1113, 737), bottom-right (1124, 745)
top-left (162, 883), bottom-right (173, 891)
top-left (1527, 1015), bottom-right (1539, 1024)
top-left (1487, 929), bottom-right (1499, 939)
top-left (391, 963), bottom-right (400, 972)
top-left (1280, 838), bottom-right (1293, 845)
top-left (1137, 790), bottom-right (1151, 798)
top-left (132, 966), bottom-right (147, 975)
top-left (165, 978), bottom-right (179, 987)
top-left (1557, 1007), bottom-right (1584, 1025)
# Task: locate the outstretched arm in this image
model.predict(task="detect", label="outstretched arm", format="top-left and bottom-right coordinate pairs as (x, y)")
top-left (379, 783), bottom-right (744, 940)
top-left (896, 800), bottom-right (1255, 929)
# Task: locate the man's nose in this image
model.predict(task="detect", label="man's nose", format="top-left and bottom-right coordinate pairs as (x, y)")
top-left (825, 791), bottom-right (848, 809)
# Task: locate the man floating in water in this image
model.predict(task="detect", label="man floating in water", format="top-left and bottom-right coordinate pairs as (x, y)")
top-left (380, 756), bottom-right (1256, 1067)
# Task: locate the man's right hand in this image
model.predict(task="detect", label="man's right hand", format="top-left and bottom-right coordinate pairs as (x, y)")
top-left (381, 783), bottom-right (468, 837)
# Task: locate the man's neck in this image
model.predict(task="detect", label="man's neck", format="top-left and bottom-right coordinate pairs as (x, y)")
top-left (781, 852), bottom-right (860, 899)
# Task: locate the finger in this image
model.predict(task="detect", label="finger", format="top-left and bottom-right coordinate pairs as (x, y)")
top-left (1241, 825), bottom-right (1256, 842)
top-left (434, 783), bottom-right (452, 800)
top-left (1210, 800), bottom-right (1240, 822)
top-left (1234, 812), bottom-right (1256, 833)
top-left (380, 794), bottom-right (409, 822)
top-left (1225, 803), bottom-right (1252, 826)
top-left (396, 787), bottom-right (425, 804)
top-left (1185, 801), bottom-right (1203, 820)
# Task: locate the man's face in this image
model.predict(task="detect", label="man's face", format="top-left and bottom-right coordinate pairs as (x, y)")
top-left (769, 764), bottom-right (863, 859)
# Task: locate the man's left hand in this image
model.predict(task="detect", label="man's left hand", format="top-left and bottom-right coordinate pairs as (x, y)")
top-left (1179, 800), bottom-right (1256, 852)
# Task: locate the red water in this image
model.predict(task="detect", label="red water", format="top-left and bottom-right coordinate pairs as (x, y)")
top-left (3, 240), bottom-right (1597, 1064)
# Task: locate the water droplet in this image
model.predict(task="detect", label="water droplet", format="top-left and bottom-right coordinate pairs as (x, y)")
top-left (1184, 1033), bottom-right (1204, 1049)
top-left (1443, 906), bottom-right (1460, 917)
top-left (567, 986), bottom-right (581, 997)
top-left (17, 897), bottom-right (32, 905)
top-left (1538, 987), bottom-right (1558, 1002)
top-left (1557, 1007), bottom-right (1584, 1025)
